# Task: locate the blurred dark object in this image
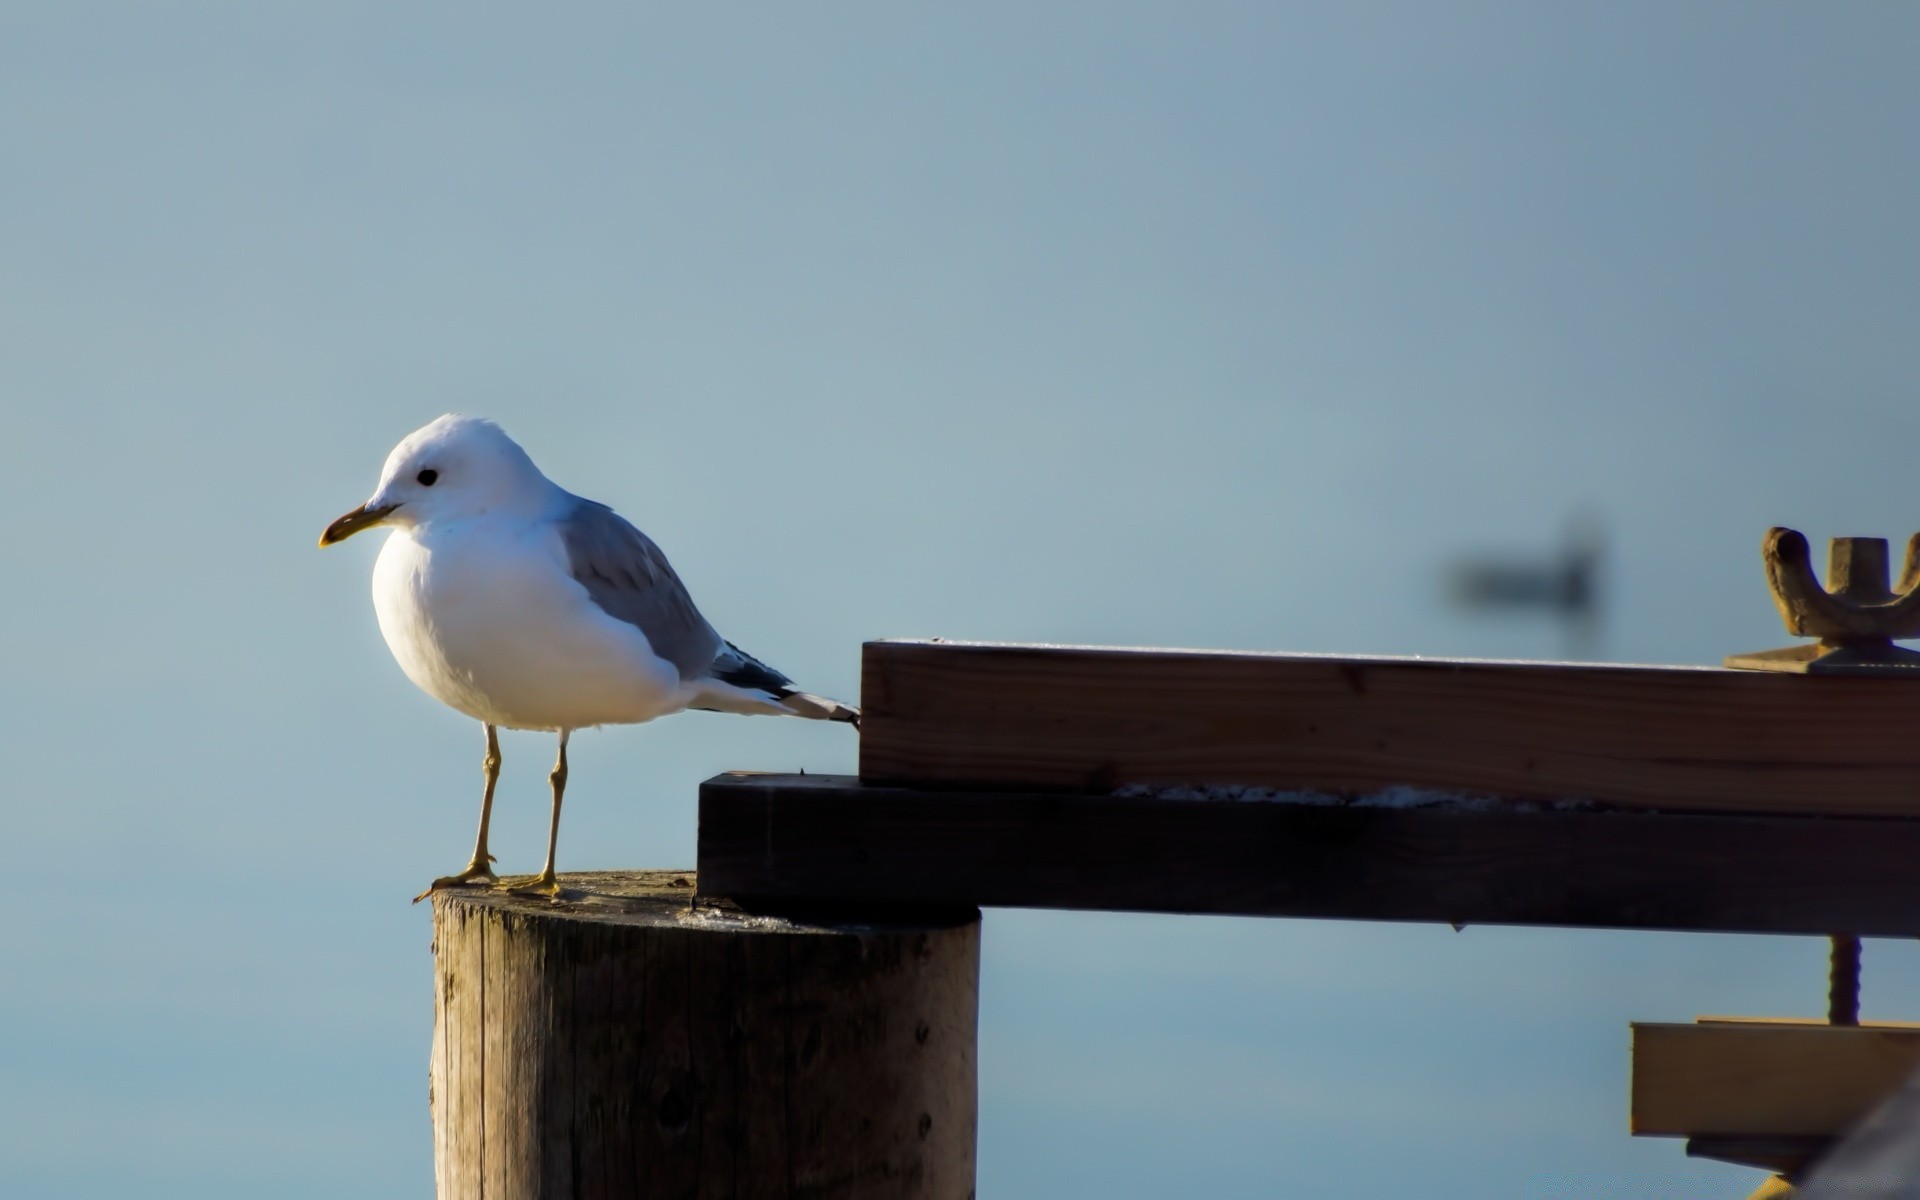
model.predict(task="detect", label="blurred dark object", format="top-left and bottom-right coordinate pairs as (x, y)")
top-left (1447, 514), bottom-right (1604, 658)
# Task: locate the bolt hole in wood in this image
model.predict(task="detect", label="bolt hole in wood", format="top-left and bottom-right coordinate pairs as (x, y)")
top-left (655, 1081), bottom-right (692, 1132)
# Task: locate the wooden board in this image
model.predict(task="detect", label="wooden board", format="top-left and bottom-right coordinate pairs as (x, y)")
top-left (1632, 1020), bottom-right (1920, 1137)
top-left (698, 774), bottom-right (1920, 934)
top-left (859, 640), bottom-right (1920, 816)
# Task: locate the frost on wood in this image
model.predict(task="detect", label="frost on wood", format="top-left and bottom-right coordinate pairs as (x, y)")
top-left (1113, 780), bottom-right (1598, 812)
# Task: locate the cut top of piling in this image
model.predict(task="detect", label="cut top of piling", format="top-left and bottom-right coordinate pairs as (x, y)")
top-left (427, 868), bottom-right (977, 935)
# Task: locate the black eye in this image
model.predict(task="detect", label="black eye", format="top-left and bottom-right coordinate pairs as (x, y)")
top-left (416, 469), bottom-right (439, 487)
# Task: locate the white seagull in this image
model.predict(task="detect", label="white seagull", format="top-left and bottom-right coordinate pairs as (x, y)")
top-left (319, 414), bottom-right (858, 898)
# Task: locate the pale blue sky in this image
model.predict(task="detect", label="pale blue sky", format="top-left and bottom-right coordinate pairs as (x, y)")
top-left (3, 4), bottom-right (1918, 1196)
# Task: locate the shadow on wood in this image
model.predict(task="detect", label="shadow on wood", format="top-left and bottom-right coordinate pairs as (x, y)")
top-left (430, 870), bottom-right (980, 1199)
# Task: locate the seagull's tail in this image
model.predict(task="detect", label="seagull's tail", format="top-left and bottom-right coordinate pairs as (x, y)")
top-left (691, 642), bottom-right (860, 727)
top-left (775, 690), bottom-right (861, 728)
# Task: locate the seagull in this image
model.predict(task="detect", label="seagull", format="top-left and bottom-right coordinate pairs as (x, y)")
top-left (319, 414), bottom-right (858, 899)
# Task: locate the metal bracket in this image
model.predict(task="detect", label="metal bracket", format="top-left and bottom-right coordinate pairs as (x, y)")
top-left (1725, 527), bottom-right (1920, 675)
top-left (1722, 527), bottom-right (1909, 1033)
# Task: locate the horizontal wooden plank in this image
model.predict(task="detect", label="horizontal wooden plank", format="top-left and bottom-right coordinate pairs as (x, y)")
top-left (697, 774), bottom-right (1920, 934)
top-left (859, 640), bottom-right (1920, 817)
top-left (1633, 1021), bottom-right (1920, 1137)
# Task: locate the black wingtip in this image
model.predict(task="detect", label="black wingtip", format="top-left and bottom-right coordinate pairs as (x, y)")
top-left (711, 641), bottom-right (797, 696)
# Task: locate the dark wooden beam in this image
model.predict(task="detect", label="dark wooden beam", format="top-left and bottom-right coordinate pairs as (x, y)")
top-left (859, 640), bottom-right (1920, 817)
top-left (698, 774), bottom-right (1920, 935)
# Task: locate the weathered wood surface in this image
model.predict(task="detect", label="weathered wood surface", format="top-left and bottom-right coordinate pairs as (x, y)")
top-left (859, 640), bottom-right (1920, 816)
top-left (430, 870), bottom-right (980, 1200)
top-left (1633, 1020), bottom-right (1920, 1137)
top-left (697, 774), bottom-right (1920, 935)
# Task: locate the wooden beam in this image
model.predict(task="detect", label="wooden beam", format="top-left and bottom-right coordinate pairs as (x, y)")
top-left (860, 640), bottom-right (1920, 816)
top-left (698, 774), bottom-right (1920, 935)
top-left (1632, 1020), bottom-right (1920, 1138)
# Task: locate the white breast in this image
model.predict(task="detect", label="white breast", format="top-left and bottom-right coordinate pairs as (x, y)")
top-left (371, 520), bottom-right (687, 731)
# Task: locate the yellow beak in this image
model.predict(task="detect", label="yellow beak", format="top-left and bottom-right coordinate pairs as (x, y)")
top-left (318, 502), bottom-right (399, 547)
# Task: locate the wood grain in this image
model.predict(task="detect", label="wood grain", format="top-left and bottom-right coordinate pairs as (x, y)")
top-left (1633, 1021), bottom-right (1920, 1137)
top-left (429, 871), bottom-right (980, 1199)
top-left (859, 640), bottom-right (1920, 816)
top-left (698, 773), bottom-right (1920, 935)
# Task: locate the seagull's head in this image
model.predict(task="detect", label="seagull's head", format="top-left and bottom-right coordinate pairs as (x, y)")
top-left (319, 414), bottom-right (551, 547)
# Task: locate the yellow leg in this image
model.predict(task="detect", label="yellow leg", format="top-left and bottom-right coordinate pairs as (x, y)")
top-left (414, 724), bottom-right (503, 903)
top-left (511, 730), bottom-right (569, 898)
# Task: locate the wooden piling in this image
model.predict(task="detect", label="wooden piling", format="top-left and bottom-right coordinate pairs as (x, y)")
top-left (429, 870), bottom-right (980, 1199)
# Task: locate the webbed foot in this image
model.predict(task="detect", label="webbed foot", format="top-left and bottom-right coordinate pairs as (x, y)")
top-left (412, 858), bottom-right (499, 903)
top-left (507, 870), bottom-right (564, 899)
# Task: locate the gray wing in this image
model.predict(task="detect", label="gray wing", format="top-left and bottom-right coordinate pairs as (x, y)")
top-left (557, 498), bottom-right (725, 679)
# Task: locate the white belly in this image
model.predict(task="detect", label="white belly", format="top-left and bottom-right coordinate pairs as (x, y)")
top-left (370, 522), bottom-right (686, 731)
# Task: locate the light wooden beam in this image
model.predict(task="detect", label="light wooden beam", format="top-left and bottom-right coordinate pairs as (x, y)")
top-left (1633, 1020), bottom-right (1920, 1138)
top-left (859, 640), bottom-right (1920, 816)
